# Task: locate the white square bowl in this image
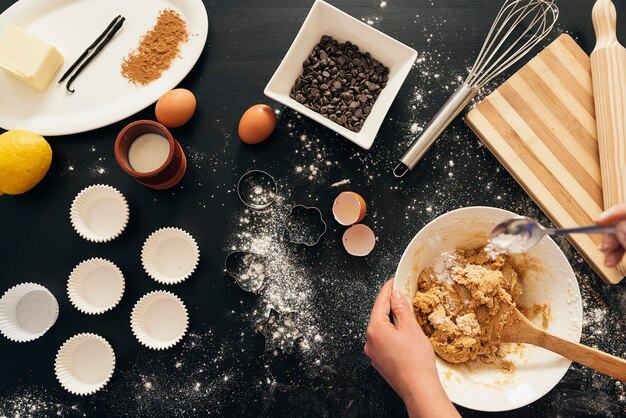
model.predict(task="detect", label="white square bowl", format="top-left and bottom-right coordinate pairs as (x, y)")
top-left (264, 0), bottom-right (417, 150)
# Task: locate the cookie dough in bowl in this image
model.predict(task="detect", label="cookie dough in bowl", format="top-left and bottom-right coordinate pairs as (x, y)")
top-left (393, 206), bottom-right (583, 412)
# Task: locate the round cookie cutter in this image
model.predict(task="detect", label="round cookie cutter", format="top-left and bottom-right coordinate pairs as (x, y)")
top-left (237, 170), bottom-right (277, 210)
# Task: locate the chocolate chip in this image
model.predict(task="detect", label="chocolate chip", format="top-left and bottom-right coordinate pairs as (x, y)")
top-left (289, 35), bottom-right (390, 132)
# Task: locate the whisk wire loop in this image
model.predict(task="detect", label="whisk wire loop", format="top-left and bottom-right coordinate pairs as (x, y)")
top-left (466, 0), bottom-right (559, 89)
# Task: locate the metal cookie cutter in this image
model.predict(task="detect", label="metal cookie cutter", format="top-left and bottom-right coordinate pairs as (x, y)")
top-left (283, 205), bottom-right (327, 247)
top-left (257, 308), bottom-right (304, 353)
top-left (237, 170), bottom-right (277, 210)
top-left (225, 251), bottom-right (268, 294)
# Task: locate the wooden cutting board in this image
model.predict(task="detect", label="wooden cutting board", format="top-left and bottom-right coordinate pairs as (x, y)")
top-left (465, 34), bottom-right (624, 284)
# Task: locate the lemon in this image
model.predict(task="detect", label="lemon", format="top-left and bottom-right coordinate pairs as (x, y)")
top-left (0, 130), bottom-right (52, 195)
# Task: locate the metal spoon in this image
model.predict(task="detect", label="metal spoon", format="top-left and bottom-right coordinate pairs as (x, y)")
top-left (489, 217), bottom-right (616, 253)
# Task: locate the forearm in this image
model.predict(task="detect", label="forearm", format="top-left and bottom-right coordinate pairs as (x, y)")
top-left (402, 374), bottom-right (461, 418)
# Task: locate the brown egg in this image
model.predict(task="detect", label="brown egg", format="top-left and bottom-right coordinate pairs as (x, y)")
top-left (238, 104), bottom-right (276, 144)
top-left (155, 89), bottom-right (196, 128)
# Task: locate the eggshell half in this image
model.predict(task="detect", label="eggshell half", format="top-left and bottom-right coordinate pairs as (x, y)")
top-left (333, 192), bottom-right (367, 226)
top-left (342, 224), bottom-right (376, 256)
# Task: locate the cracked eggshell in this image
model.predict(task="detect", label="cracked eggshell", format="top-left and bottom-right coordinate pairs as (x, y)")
top-left (342, 224), bottom-right (376, 256)
top-left (332, 191), bottom-right (367, 226)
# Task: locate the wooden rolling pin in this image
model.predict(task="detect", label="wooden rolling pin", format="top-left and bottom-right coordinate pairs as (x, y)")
top-left (502, 306), bottom-right (626, 382)
top-left (591, 0), bottom-right (626, 276)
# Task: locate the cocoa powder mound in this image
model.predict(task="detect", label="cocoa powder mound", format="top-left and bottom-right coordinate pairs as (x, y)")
top-left (121, 9), bottom-right (189, 85)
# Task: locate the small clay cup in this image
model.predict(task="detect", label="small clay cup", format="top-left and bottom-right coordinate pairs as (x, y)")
top-left (114, 120), bottom-right (187, 190)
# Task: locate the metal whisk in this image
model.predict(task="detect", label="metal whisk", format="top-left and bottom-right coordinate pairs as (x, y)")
top-left (394, 0), bottom-right (559, 178)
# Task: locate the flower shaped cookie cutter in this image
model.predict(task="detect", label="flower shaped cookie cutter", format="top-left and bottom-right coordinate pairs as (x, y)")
top-left (283, 205), bottom-right (327, 246)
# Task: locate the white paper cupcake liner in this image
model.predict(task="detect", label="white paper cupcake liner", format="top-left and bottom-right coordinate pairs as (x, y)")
top-left (131, 291), bottom-right (188, 350)
top-left (141, 227), bottom-right (199, 284)
top-left (70, 184), bottom-right (129, 243)
top-left (0, 283), bottom-right (59, 342)
top-left (55, 333), bottom-right (115, 395)
top-left (68, 258), bottom-right (125, 315)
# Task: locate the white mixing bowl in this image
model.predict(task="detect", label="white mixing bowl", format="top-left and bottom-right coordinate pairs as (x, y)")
top-left (393, 206), bottom-right (583, 412)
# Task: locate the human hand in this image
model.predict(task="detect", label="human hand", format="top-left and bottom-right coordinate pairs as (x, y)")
top-left (364, 279), bottom-right (459, 418)
top-left (596, 204), bottom-right (626, 267)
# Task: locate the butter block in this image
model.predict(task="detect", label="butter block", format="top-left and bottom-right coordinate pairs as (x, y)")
top-left (0, 23), bottom-right (63, 91)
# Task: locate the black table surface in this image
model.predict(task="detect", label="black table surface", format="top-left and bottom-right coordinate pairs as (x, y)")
top-left (1, 0), bottom-right (625, 417)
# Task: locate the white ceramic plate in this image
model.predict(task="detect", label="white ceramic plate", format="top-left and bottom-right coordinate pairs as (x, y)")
top-left (394, 206), bottom-right (583, 412)
top-left (0, 0), bottom-right (208, 135)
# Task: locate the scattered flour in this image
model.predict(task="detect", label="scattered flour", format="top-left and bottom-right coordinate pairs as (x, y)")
top-left (331, 179), bottom-right (351, 187)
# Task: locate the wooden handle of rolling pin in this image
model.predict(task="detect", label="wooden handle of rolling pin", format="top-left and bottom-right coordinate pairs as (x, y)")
top-left (527, 328), bottom-right (626, 382)
top-left (591, 0), bottom-right (626, 276)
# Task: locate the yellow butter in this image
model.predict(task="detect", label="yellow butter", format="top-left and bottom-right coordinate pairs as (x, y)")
top-left (0, 23), bottom-right (64, 91)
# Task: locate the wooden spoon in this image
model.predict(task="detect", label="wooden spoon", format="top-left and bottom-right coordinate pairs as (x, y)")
top-left (500, 305), bottom-right (626, 382)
